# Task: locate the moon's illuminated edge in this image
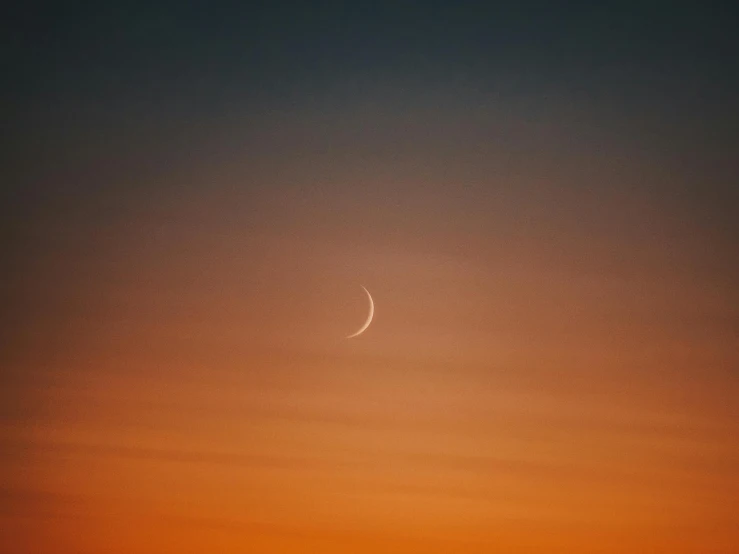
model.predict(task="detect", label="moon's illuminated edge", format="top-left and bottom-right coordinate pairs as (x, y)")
top-left (346, 285), bottom-right (374, 339)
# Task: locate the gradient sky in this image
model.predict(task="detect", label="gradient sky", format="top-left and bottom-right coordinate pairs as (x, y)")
top-left (3, 3), bottom-right (739, 553)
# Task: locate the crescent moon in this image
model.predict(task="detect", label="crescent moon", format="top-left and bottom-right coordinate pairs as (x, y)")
top-left (346, 285), bottom-right (374, 339)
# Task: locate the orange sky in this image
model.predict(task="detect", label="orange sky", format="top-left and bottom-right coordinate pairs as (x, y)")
top-left (4, 89), bottom-right (739, 553)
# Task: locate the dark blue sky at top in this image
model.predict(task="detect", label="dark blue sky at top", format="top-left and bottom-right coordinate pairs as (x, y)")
top-left (4, 2), bottom-right (739, 250)
top-left (7, 3), bottom-right (739, 105)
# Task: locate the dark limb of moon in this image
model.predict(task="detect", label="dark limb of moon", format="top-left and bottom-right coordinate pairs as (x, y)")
top-left (346, 286), bottom-right (374, 339)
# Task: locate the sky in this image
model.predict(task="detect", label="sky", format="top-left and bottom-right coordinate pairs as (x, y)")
top-left (3, 3), bottom-right (739, 553)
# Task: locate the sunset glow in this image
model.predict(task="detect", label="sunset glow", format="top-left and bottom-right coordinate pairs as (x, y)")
top-left (4, 4), bottom-right (738, 553)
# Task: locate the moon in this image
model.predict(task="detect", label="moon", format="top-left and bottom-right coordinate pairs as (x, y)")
top-left (346, 285), bottom-right (374, 339)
